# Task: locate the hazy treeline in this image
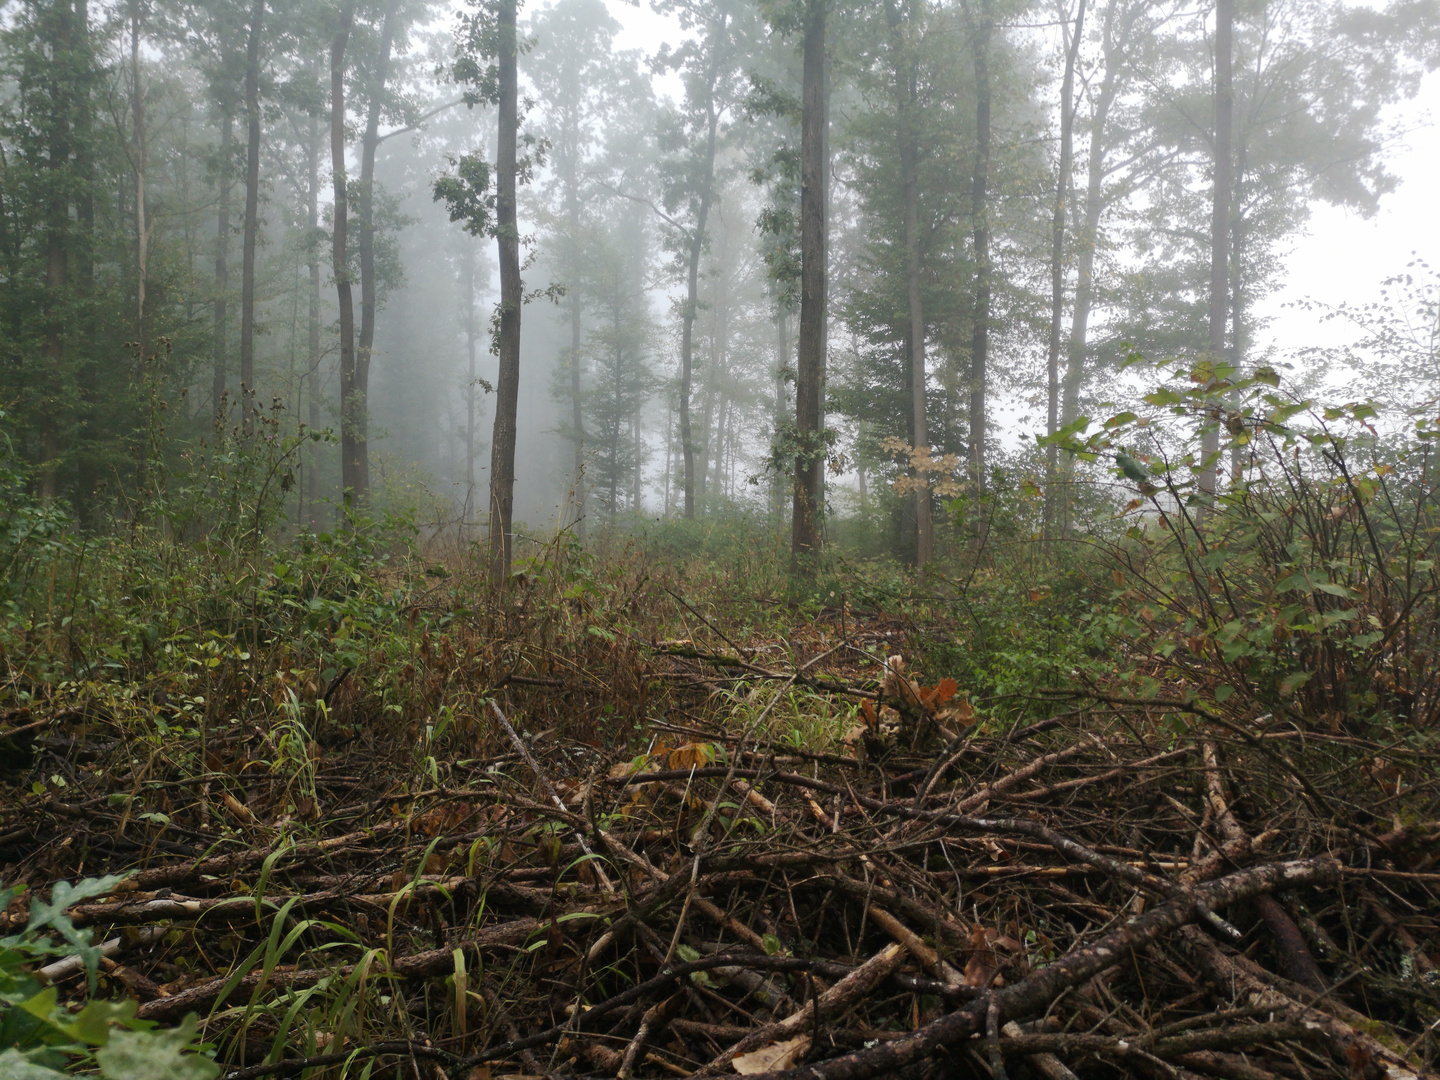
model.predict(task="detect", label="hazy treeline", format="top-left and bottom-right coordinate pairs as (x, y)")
top-left (0, 0), bottom-right (1435, 558)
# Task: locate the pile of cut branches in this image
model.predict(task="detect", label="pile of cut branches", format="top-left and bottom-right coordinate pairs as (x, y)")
top-left (1, 653), bottom-right (1437, 1080)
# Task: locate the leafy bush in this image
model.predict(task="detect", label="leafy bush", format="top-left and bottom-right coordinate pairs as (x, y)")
top-left (0, 876), bottom-right (217, 1079)
top-left (1048, 355), bottom-right (1440, 734)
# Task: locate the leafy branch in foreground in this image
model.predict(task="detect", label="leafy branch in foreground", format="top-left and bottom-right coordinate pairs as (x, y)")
top-left (0, 875), bottom-right (217, 1079)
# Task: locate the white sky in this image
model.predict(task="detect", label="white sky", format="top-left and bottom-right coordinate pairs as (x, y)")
top-left (1255, 72), bottom-right (1440, 358)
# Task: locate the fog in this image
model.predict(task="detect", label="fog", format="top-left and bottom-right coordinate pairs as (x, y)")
top-left (2, 0), bottom-right (1436, 560)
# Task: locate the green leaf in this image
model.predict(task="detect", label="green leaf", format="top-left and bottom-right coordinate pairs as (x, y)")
top-left (1253, 366), bottom-right (1281, 387)
top-left (94, 1017), bottom-right (219, 1080)
top-left (59, 999), bottom-right (138, 1047)
top-left (1214, 685), bottom-right (1234, 703)
top-left (1277, 671), bottom-right (1312, 697)
top-left (762, 934), bottom-right (785, 956)
top-left (0, 1049), bottom-right (68, 1079)
top-left (1143, 387), bottom-right (1184, 407)
top-left (675, 943), bottom-right (700, 964)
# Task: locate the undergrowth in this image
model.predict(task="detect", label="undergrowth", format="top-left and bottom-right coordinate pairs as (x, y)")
top-left (0, 363), bottom-right (1436, 1073)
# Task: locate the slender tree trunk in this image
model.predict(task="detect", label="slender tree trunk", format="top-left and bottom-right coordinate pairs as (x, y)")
top-left (885, 0), bottom-right (930, 569)
top-left (306, 109), bottom-right (322, 524)
top-left (771, 308), bottom-right (788, 520)
top-left (489, 0), bottom-right (522, 585)
top-left (131, 0), bottom-right (148, 361)
top-left (791, 0), bottom-right (827, 563)
top-left (701, 254), bottom-right (730, 502)
top-left (967, 0), bottom-right (992, 512)
top-left (1228, 140), bottom-right (1247, 483)
top-left (568, 273), bottom-right (584, 538)
top-left (679, 10), bottom-right (727, 520)
top-left (632, 405), bottom-right (643, 510)
top-left (239, 0), bottom-right (264, 415)
top-left (1199, 0), bottom-right (1232, 506)
top-left (212, 107), bottom-right (233, 419)
top-left (562, 125), bottom-right (586, 540)
top-left (356, 0), bottom-right (398, 504)
top-left (1044, 0), bottom-right (1085, 538)
top-left (73, 0), bottom-right (94, 301)
top-left (663, 399), bottom-right (673, 517)
top-left (39, 0), bottom-right (74, 502)
top-left (331, 4), bottom-right (359, 510)
top-left (1059, 13), bottom-right (1119, 535)
top-left (462, 244), bottom-right (479, 525)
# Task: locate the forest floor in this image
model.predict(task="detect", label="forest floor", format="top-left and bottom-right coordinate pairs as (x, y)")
top-left (1, 568), bottom-right (1438, 1080)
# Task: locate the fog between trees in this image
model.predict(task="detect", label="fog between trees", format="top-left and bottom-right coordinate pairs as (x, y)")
top-left (2, 0), bottom-right (1436, 569)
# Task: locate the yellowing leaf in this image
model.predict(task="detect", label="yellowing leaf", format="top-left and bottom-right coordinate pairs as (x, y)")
top-left (732, 1035), bottom-right (811, 1074)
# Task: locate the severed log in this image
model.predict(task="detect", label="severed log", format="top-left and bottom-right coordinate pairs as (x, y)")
top-left (715, 855), bottom-right (1340, 1080)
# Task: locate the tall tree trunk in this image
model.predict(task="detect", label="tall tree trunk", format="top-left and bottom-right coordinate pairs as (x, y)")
top-left (306, 108), bottom-right (322, 524)
top-left (885, 0), bottom-right (930, 569)
top-left (701, 252), bottom-right (730, 502)
top-left (355, 0), bottom-right (398, 505)
top-left (40, 0), bottom-right (75, 502)
top-left (239, 0), bottom-right (264, 414)
top-left (212, 106), bottom-right (233, 419)
top-left (561, 116), bottom-right (586, 540)
top-left (967, 0), bottom-right (992, 514)
top-left (131, 0), bottom-right (148, 361)
top-left (462, 243), bottom-right (480, 526)
top-left (771, 308), bottom-right (789, 520)
top-left (791, 0), bottom-right (827, 563)
top-left (331, 4), bottom-right (359, 509)
top-left (489, 0), bottom-right (522, 586)
top-left (1044, 0), bottom-right (1085, 539)
top-left (1059, 7), bottom-right (1119, 534)
top-left (1199, 0), bottom-right (1232, 507)
top-left (73, 0), bottom-right (93, 299)
top-left (1228, 140), bottom-right (1247, 483)
top-left (568, 286), bottom-right (584, 538)
top-left (663, 399), bottom-right (673, 516)
top-left (678, 9), bottom-right (727, 520)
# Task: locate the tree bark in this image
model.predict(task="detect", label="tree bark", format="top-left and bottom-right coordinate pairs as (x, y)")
top-left (331, 4), bottom-right (359, 510)
top-left (678, 9), bottom-right (728, 520)
top-left (1044, 0), bottom-right (1085, 539)
top-left (967, 0), bottom-right (992, 513)
top-left (771, 309), bottom-right (789, 521)
top-left (489, 0), bottom-right (522, 585)
top-left (568, 251), bottom-right (584, 539)
top-left (1199, 0), bottom-right (1233, 507)
top-left (560, 106), bottom-right (586, 540)
top-left (462, 243), bottom-right (480, 527)
top-left (885, 0), bottom-right (930, 570)
top-left (73, 0), bottom-right (94, 301)
top-left (212, 106), bottom-right (233, 420)
top-left (239, 0), bottom-right (265, 415)
top-left (130, 0), bottom-right (148, 362)
top-left (791, 0), bottom-right (827, 564)
top-left (306, 108), bottom-right (322, 525)
top-left (39, 0), bottom-right (74, 502)
top-left (1228, 139), bottom-right (1247, 483)
top-left (1060, 2), bottom-right (1120, 534)
top-left (356, 0), bottom-right (399, 505)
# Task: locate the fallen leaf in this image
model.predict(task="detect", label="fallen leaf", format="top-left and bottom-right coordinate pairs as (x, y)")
top-left (222, 793), bottom-right (254, 825)
top-left (733, 1035), bottom-right (811, 1074)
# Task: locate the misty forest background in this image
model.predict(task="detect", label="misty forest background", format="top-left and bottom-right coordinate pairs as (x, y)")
top-left (6, 0), bottom-right (1438, 559)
